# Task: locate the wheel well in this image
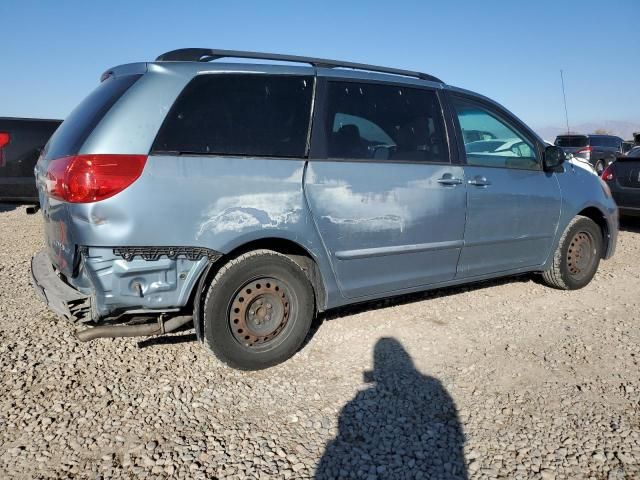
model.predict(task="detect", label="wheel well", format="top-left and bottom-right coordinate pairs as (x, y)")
top-left (578, 207), bottom-right (609, 257)
top-left (198, 237), bottom-right (326, 310)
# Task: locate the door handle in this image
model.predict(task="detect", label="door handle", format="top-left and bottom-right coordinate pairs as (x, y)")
top-left (437, 175), bottom-right (463, 186)
top-left (468, 176), bottom-right (491, 187)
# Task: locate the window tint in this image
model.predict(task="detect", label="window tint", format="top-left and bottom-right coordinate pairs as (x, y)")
top-left (453, 98), bottom-right (538, 170)
top-left (555, 136), bottom-right (588, 148)
top-left (325, 82), bottom-right (448, 162)
top-left (153, 74), bottom-right (313, 157)
top-left (589, 136), bottom-right (606, 147)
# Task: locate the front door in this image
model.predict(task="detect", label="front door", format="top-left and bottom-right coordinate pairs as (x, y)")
top-left (450, 95), bottom-right (562, 278)
top-left (304, 79), bottom-right (467, 299)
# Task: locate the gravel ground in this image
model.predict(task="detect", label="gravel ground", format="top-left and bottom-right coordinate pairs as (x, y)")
top-left (0, 203), bottom-right (639, 479)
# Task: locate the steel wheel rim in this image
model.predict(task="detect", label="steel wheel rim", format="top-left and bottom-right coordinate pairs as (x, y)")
top-left (228, 277), bottom-right (293, 350)
top-left (566, 231), bottom-right (596, 281)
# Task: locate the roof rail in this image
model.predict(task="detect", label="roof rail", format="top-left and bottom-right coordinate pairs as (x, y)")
top-left (155, 48), bottom-right (443, 83)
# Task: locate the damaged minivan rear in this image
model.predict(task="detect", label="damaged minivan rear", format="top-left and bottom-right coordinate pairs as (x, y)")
top-left (32, 57), bottom-right (326, 370)
top-left (32, 49), bottom-right (618, 370)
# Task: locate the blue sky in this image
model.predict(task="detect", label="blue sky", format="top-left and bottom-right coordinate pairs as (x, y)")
top-left (1, 0), bottom-right (638, 129)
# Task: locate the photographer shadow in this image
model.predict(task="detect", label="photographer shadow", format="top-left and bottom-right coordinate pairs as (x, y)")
top-left (316, 337), bottom-right (467, 479)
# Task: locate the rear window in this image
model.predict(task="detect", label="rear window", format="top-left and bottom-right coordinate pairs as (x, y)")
top-left (46, 74), bottom-right (141, 159)
top-left (555, 136), bottom-right (588, 148)
top-left (153, 74), bottom-right (314, 158)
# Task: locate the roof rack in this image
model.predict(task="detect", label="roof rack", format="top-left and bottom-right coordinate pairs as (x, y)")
top-left (155, 48), bottom-right (443, 83)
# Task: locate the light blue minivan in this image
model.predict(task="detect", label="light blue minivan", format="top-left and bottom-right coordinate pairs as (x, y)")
top-left (31, 49), bottom-right (618, 369)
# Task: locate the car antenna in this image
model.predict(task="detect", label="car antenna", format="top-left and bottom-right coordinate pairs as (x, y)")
top-left (560, 70), bottom-right (570, 134)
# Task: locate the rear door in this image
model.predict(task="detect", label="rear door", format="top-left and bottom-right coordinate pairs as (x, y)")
top-left (611, 155), bottom-right (640, 210)
top-left (304, 78), bottom-right (467, 299)
top-left (450, 94), bottom-right (562, 278)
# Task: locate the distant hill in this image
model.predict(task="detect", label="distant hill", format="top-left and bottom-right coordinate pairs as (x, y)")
top-left (536, 121), bottom-right (640, 142)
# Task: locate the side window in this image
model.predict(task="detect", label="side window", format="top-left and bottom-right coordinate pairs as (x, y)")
top-left (452, 97), bottom-right (539, 170)
top-left (325, 81), bottom-right (448, 163)
top-left (153, 74), bottom-right (313, 157)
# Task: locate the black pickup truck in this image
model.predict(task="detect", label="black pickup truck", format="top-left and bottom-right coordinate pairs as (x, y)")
top-left (0, 117), bottom-right (61, 202)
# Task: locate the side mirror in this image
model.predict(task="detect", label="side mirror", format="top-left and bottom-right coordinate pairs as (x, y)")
top-left (544, 145), bottom-right (565, 171)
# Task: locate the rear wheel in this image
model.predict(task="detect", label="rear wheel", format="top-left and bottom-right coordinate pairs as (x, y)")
top-left (541, 216), bottom-right (603, 290)
top-left (203, 250), bottom-right (314, 370)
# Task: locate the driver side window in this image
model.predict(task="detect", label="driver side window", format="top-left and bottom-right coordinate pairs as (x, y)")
top-left (453, 97), bottom-right (539, 170)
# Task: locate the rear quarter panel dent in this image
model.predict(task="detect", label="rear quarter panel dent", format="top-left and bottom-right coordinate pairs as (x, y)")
top-left (67, 156), bottom-right (341, 310)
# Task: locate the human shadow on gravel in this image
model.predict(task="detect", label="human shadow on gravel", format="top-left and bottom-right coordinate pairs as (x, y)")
top-left (316, 338), bottom-right (467, 480)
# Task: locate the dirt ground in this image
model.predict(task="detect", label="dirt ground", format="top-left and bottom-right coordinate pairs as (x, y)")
top-left (0, 204), bottom-right (638, 479)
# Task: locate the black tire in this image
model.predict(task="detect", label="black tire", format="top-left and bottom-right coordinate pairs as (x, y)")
top-left (541, 216), bottom-right (603, 290)
top-left (203, 249), bottom-right (314, 370)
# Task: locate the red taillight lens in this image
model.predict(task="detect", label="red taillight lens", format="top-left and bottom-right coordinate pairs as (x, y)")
top-left (45, 154), bottom-right (147, 203)
top-left (577, 146), bottom-right (593, 154)
top-left (0, 132), bottom-right (10, 148)
top-left (601, 164), bottom-right (614, 181)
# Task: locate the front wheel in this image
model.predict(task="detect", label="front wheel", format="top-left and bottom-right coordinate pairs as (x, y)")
top-left (541, 216), bottom-right (603, 290)
top-left (203, 250), bottom-right (315, 370)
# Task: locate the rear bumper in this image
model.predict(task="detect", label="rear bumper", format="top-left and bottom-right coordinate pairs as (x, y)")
top-left (30, 249), bottom-right (93, 322)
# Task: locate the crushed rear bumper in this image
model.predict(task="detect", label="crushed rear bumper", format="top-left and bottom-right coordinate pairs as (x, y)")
top-left (30, 249), bottom-right (93, 322)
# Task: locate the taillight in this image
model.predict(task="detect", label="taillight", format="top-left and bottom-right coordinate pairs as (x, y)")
top-left (0, 132), bottom-right (9, 148)
top-left (0, 132), bottom-right (9, 167)
top-left (601, 164), bottom-right (614, 181)
top-left (577, 146), bottom-right (592, 157)
top-left (44, 154), bottom-right (147, 203)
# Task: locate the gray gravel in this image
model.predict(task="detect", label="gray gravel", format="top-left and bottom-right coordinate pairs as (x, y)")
top-left (0, 203), bottom-right (639, 479)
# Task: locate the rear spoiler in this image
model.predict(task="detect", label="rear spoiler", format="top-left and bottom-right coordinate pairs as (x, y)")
top-left (100, 62), bottom-right (148, 82)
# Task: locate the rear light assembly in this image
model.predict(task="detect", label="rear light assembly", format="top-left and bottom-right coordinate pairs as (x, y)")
top-left (601, 164), bottom-right (614, 182)
top-left (576, 146), bottom-right (592, 159)
top-left (44, 154), bottom-right (147, 203)
top-left (0, 132), bottom-right (9, 167)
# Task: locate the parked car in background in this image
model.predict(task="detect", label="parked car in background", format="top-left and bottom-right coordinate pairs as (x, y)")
top-left (602, 147), bottom-right (640, 217)
top-left (30, 48), bottom-right (618, 370)
top-left (622, 141), bottom-right (636, 155)
top-left (544, 140), bottom-right (596, 175)
top-left (554, 134), bottom-right (624, 174)
top-left (0, 117), bottom-right (61, 202)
